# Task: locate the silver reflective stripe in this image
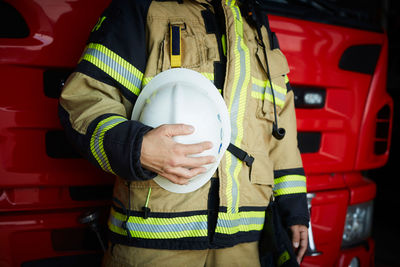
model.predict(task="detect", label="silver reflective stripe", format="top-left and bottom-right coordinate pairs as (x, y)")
top-left (226, 1), bottom-right (251, 214)
top-left (110, 216), bottom-right (208, 233)
top-left (92, 117), bottom-right (125, 170)
top-left (85, 47), bottom-right (142, 92)
top-left (217, 216), bottom-right (265, 228)
top-left (252, 83), bottom-right (286, 102)
top-left (90, 116), bottom-right (126, 173)
top-left (273, 180), bottom-right (307, 191)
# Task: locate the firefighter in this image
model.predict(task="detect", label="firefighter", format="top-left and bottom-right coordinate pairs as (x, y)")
top-left (58, 0), bottom-right (309, 265)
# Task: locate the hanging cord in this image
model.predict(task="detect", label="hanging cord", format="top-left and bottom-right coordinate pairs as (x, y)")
top-left (245, 0), bottom-right (286, 140)
top-left (142, 187), bottom-right (152, 219)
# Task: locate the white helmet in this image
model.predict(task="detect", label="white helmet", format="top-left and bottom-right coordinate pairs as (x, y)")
top-left (131, 68), bottom-right (231, 193)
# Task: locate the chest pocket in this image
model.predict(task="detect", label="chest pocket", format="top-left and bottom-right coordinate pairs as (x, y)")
top-left (253, 45), bottom-right (290, 122)
top-left (158, 23), bottom-right (204, 72)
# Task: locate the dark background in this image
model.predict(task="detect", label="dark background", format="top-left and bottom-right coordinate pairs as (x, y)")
top-left (342, 0), bottom-right (400, 266)
top-left (299, 1), bottom-right (400, 266)
top-left (369, 1), bottom-right (400, 266)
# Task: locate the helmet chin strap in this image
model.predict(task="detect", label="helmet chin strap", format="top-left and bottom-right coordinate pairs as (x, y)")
top-left (242, 0), bottom-right (286, 140)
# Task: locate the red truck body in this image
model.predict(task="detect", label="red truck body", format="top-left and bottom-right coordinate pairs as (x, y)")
top-left (0, 0), bottom-right (393, 266)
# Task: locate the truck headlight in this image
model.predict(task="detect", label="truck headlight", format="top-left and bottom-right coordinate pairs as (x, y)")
top-left (342, 201), bottom-right (373, 247)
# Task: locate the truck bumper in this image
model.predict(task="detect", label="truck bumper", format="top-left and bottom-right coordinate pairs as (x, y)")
top-left (336, 238), bottom-right (375, 267)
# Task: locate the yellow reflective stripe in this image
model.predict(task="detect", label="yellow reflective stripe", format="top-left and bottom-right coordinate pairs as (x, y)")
top-left (201, 72), bottom-right (223, 92)
top-left (252, 77), bottom-right (286, 95)
top-left (277, 250), bottom-right (291, 267)
top-left (225, 0), bottom-right (251, 214)
top-left (108, 219), bottom-right (127, 236)
top-left (201, 72), bottom-right (214, 82)
top-left (221, 34), bottom-right (227, 56)
top-left (251, 77), bottom-right (286, 108)
top-left (251, 90), bottom-right (285, 108)
top-left (274, 175), bottom-right (307, 196)
top-left (274, 186), bottom-right (307, 196)
top-left (112, 209), bottom-right (207, 225)
top-left (142, 76), bottom-right (153, 87)
top-left (92, 16), bottom-right (106, 32)
top-left (215, 210), bottom-right (265, 235)
top-left (80, 43), bottom-right (143, 96)
top-left (90, 116), bottom-right (126, 174)
top-left (109, 208), bottom-right (208, 239)
top-left (284, 74), bottom-right (289, 84)
top-left (275, 174), bottom-right (306, 184)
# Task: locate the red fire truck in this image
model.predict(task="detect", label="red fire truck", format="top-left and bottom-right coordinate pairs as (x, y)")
top-left (0, 0), bottom-right (393, 266)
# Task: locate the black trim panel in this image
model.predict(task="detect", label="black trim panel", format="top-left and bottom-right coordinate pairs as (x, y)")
top-left (298, 132), bottom-right (321, 154)
top-left (0, 1), bottom-right (29, 38)
top-left (339, 44), bottom-right (381, 74)
top-left (45, 130), bottom-right (81, 158)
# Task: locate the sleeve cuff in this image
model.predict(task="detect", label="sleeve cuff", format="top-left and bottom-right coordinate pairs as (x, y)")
top-left (275, 193), bottom-right (310, 228)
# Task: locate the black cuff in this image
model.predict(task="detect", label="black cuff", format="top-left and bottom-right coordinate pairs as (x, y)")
top-left (275, 193), bottom-right (310, 228)
top-left (130, 123), bottom-right (157, 180)
top-left (104, 119), bottom-right (156, 181)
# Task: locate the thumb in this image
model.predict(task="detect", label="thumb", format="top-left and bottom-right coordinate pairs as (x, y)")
top-left (164, 124), bottom-right (195, 137)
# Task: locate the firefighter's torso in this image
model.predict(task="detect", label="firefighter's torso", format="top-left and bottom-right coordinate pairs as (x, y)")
top-left (106, 0), bottom-right (297, 249)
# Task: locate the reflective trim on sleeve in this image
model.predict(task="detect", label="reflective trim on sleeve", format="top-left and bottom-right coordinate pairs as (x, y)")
top-left (142, 76), bottom-right (153, 87)
top-left (251, 77), bottom-right (287, 108)
top-left (273, 175), bottom-right (307, 196)
top-left (80, 43), bottom-right (143, 96)
top-left (108, 208), bottom-right (208, 239)
top-left (90, 116), bottom-right (127, 174)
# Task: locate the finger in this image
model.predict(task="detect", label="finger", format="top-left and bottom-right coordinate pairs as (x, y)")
top-left (179, 141), bottom-right (213, 155)
top-left (162, 174), bottom-right (189, 185)
top-left (290, 225), bottom-right (300, 250)
top-left (162, 124), bottom-right (194, 137)
top-left (296, 229), bottom-right (308, 264)
top-left (164, 166), bottom-right (207, 181)
top-left (182, 155), bottom-right (216, 168)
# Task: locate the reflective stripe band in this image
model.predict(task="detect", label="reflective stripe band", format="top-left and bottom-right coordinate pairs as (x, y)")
top-left (273, 175), bottom-right (307, 196)
top-left (142, 76), bottom-right (153, 87)
top-left (92, 16), bottom-right (106, 32)
top-left (221, 34), bottom-right (227, 56)
top-left (251, 77), bottom-right (287, 108)
top-left (215, 210), bottom-right (265, 235)
top-left (108, 208), bottom-right (208, 239)
top-left (200, 73), bottom-right (223, 92)
top-left (253, 77), bottom-right (286, 95)
top-left (201, 72), bottom-right (214, 82)
top-left (90, 116), bottom-right (126, 174)
top-left (284, 75), bottom-right (290, 84)
top-left (80, 43), bottom-right (143, 96)
top-left (225, 0), bottom-right (251, 214)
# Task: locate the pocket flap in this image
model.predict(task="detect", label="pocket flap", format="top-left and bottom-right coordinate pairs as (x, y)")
top-left (256, 47), bottom-right (290, 78)
top-left (249, 151), bottom-right (274, 186)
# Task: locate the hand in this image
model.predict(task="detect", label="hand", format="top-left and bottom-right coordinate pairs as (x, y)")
top-left (290, 224), bottom-right (308, 265)
top-left (140, 124), bottom-right (215, 185)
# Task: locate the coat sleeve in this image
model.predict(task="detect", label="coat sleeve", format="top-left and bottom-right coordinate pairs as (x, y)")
top-left (269, 77), bottom-right (310, 228)
top-left (58, 0), bottom-right (157, 181)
